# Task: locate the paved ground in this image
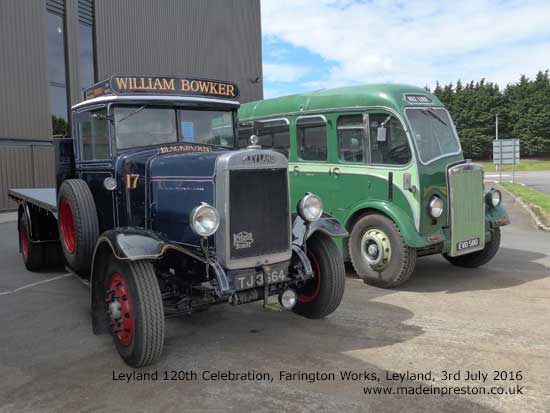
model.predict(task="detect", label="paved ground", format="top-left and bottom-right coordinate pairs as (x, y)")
top-left (0, 192), bottom-right (549, 412)
top-left (485, 170), bottom-right (550, 194)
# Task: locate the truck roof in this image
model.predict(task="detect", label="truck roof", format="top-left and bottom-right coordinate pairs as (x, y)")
top-left (239, 83), bottom-right (444, 120)
top-left (74, 75), bottom-right (240, 110)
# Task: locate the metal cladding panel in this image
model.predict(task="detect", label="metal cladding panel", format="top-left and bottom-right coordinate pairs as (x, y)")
top-left (448, 163), bottom-right (485, 256)
top-left (94, 0), bottom-right (262, 103)
top-left (0, 1), bottom-right (51, 139)
top-left (0, 143), bottom-right (56, 211)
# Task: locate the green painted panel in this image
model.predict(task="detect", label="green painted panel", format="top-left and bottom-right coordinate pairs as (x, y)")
top-left (449, 164), bottom-right (485, 256)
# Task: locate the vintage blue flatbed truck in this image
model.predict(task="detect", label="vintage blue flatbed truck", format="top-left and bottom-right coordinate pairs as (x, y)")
top-left (8, 75), bottom-right (347, 367)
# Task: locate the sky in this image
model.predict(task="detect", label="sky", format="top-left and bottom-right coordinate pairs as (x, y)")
top-left (261, 0), bottom-right (550, 98)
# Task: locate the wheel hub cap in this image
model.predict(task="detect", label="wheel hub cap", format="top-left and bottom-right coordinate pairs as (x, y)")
top-left (106, 274), bottom-right (134, 346)
top-left (361, 229), bottom-right (392, 271)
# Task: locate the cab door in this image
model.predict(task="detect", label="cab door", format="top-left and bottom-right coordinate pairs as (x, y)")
top-left (289, 115), bottom-right (337, 215)
top-left (73, 106), bottom-right (115, 231)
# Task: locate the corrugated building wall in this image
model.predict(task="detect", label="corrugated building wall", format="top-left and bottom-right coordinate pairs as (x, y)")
top-left (0, 0), bottom-right (263, 210)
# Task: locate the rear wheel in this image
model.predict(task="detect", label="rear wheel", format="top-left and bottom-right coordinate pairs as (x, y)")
top-left (57, 179), bottom-right (99, 275)
top-left (349, 213), bottom-right (416, 288)
top-left (292, 233), bottom-right (345, 319)
top-left (104, 260), bottom-right (164, 367)
top-left (444, 227), bottom-right (501, 268)
top-left (19, 214), bottom-right (45, 271)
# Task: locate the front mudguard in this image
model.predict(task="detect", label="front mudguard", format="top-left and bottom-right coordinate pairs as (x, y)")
top-left (90, 227), bottom-right (205, 335)
top-left (292, 213), bottom-right (349, 247)
top-left (486, 203), bottom-right (510, 229)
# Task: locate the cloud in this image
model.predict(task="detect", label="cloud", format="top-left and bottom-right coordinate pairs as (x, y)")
top-left (263, 63), bottom-right (310, 83)
top-left (261, 0), bottom-right (550, 95)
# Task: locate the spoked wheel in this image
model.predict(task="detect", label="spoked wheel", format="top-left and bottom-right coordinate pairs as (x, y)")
top-left (104, 260), bottom-right (164, 367)
top-left (19, 213), bottom-right (44, 271)
top-left (349, 213), bottom-right (416, 288)
top-left (292, 233), bottom-right (345, 319)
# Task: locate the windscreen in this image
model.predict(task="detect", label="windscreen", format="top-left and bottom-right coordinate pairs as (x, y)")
top-left (114, 106), bottom-right (235, 150)
top-left (405, 108), bottom-right (461, 164)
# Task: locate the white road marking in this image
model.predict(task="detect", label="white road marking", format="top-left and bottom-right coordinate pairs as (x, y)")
top-left (485, 174), bottom-right (511, 178)
top-left (0, 273), bottom-right (72, 296)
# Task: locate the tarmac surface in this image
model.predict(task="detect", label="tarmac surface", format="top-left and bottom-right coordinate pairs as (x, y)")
top-left (0, 191), bottom-right (549, 412)
top-left (485, 170), bottom-right (550, 194)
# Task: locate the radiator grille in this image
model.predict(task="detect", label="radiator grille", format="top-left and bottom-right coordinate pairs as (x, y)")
top-left (228, 169), bottom-right (289, 259)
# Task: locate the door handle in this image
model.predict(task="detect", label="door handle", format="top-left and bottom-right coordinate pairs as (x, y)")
top-left (331, 167), bottom-right (340, 177)
top-left (293, 165), bottom-right (300, 174)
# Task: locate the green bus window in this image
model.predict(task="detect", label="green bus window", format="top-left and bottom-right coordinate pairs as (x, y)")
top-left (297, 117), bottom-right (327, 161)
top-left (369, 114), bottom-right (411, 165)
top-left (337, 115), bottom-right (365, 162)
top-left (239, 119), bottom-right (290, 157)
top-left (78, 109), bottom-right (109, 160)
top-left (238, 122), bottom-right (254, 148)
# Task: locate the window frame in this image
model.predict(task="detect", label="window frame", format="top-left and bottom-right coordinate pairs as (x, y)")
top-left (365, 110), bottom-right (413, 168)
top-left (403, 106), bottom-right (462, 165)
top-left (74, 104), bottom-right (112, 162)
top-left (336, 114), bottom-right (368, 164)
top-left (296, 115), bottom-right (328, 162)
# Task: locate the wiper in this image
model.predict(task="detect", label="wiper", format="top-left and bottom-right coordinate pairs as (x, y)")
top-left (422, 108), bottom-right (447, 126)
top-left (117, 105), bottom-right (147, 123)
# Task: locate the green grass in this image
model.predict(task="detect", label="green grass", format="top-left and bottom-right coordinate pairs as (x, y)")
top-left (477, 159), bottom-right (550, 172)
top-left (500, 182), bottom-right (550, 214)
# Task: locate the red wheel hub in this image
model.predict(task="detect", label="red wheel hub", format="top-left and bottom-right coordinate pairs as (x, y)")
top-left (20, 224), bottom-right (29, 259)
top-left (59, 199), bottom-right (76, 254)
top-left (298, 252), bottom-right (321, 303)
top-left (107, 273), bottom-right (134, 346)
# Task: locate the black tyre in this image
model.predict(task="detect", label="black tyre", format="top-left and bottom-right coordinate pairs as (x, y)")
top-left (57, 179), bottom-right (99, 275)
top-left (19, 213), bottom-right (45, 271)
top-left (292, 233), bottom-right (345, 319)
top-left (104, 259), bottom-right (165, 368)
top-left (443, 227), bottom-right (501, 268)
top-left (349, 213), bottom-right (416, 288)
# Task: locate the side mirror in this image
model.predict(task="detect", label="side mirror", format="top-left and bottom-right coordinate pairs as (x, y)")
top-left (376, 126), bottom-right (387, 142)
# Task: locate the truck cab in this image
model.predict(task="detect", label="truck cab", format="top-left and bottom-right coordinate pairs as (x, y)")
top-left (9, 75), bottom-right (348, 367)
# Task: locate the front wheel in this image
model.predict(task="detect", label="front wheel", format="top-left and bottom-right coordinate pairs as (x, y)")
top-left (292, 233), bottom-right (345, 319)
top-left (349, 213), bottom-right (416, 288)
top-left (443, 227), bottom-right (501, 268)
top-left (104, 260), bottom-right (164, 367)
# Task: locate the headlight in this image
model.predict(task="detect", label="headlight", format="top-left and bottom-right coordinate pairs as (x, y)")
top-left (298, 193), bottom-right (323, 222)
top-left (189, 203), bottom-right (219, 237)
top-left (490, 189), bottom-right (502, 207)
top-left (429, 196), bottom-right (444, 218)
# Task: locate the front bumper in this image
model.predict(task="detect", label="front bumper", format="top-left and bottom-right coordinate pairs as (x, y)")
top-left (419, 204), bottom-right (509, 255)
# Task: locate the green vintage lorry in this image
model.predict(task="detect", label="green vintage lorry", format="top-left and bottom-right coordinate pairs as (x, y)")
top-left (238, 84), bottom-right (510, 288)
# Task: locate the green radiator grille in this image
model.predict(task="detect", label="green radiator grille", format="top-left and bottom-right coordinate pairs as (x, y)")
top-left (448, 163), bottom-right (485, 256)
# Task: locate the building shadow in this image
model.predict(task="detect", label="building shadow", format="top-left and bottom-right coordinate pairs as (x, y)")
top-left (397, 247), bottom-right (548, 294)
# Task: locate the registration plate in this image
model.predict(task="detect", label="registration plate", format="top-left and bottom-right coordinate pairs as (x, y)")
top-left (234, 267), bottom-right (288, 291)
top-left (456, 237), bottom-right (480, 251)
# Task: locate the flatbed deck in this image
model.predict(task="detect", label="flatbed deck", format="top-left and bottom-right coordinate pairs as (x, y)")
top-left (8, 188), bottom-right (57, 214)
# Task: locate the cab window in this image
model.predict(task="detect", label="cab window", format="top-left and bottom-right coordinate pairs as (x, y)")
top-left (369, 113), bottom-right (411, 165)
top-left (297, 116), bottom-right (327, 161)
top-left (77, 109), bottom-right (110, 160)
top-left (114, 107), bottom-right (177, 150)
top-left (337, 115), bottom-right (366, 162)
top-left (238, 119), bottom-right (290, 157)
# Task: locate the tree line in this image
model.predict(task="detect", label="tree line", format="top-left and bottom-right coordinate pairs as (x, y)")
top-left (430, 70), bottom-right (550, 159)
